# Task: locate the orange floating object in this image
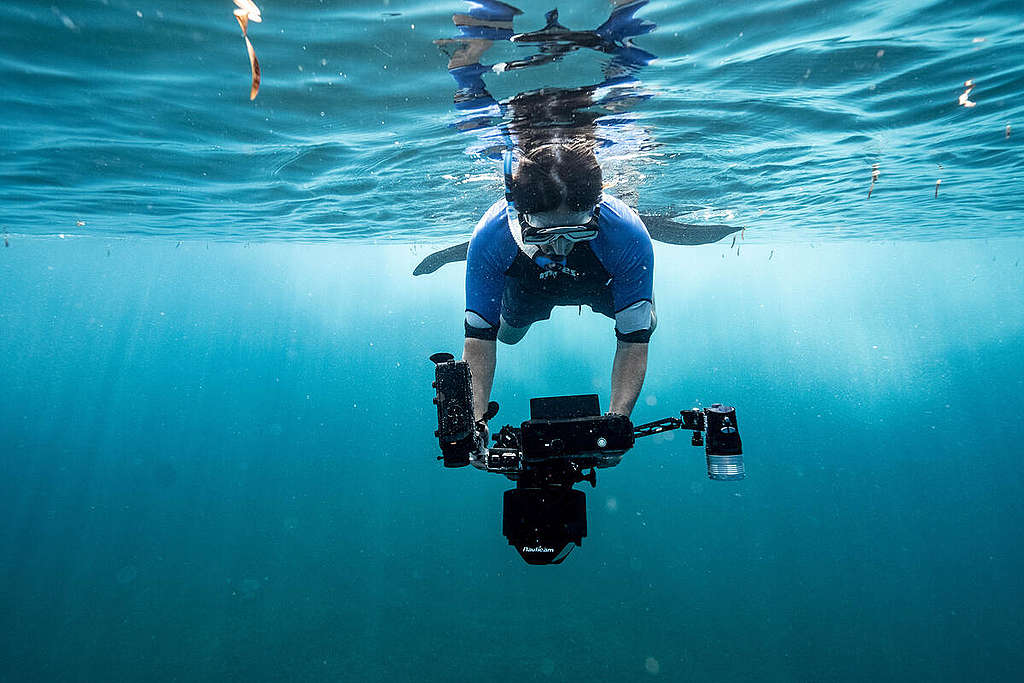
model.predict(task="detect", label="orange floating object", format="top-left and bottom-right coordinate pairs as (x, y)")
top-left (233, 0), bottom-right (262, 100)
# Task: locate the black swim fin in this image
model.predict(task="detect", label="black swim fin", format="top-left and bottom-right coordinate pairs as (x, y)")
top-left (412, 214), bottom-right (743, 275)
top-left (640, 215), bottom-right (742, 246)
top-left (413, 242), bottom-right (471, 276)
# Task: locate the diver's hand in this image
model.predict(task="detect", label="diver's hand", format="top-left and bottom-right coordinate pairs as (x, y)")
top-left (605, 410), bottom-right (632, 424)
top-left (471, 419), bottom-right (490, 462)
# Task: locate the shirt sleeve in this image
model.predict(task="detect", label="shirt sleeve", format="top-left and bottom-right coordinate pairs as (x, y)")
top-left (591, 196), bottom-right (656, 343)
top-left (465, 200), bottom-right (517, 340)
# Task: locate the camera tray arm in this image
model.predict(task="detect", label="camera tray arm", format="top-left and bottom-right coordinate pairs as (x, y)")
top-left (633, 409), bottom-right (708, 446)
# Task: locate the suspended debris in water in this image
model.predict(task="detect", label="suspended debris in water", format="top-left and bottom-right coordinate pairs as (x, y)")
top-left (769, 249), bottom-right (774, 261)
top-left (736, 245), bottom-right (741, 256)
top-left (935, 179), bottom-right (942, 197)
top-left (958, 79), bottom-right (976, 108)
top-left (868, 162), bottom-right (880, 198)
top-left (52, 6), bottom-right (79, 33)
top-left (730, 235), bottom-right (736, 248)
top-left (4, 236), bottom-right (8, 248)
top-left (76, 220), bottom-right (86, 226)
top-left (1006, 125), bottom-right (1011, 139)
top-left (176, 241), bottom-right (182, 248)
top-left (233, 0), bottom-right (263, 100)
top-left (741, 228), bottom-right (745, 240)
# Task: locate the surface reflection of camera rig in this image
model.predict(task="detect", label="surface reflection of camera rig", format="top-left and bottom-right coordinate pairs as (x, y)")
top-left (430, 353), bottom-right (745, 565)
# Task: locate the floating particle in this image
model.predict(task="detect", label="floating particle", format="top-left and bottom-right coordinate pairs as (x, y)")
top-left (741, 227), bottom-right (745, 240)
top-left (233, 0), bottom-right (262, 100)
top-left (868, 162), bottom-right (880, 198)
top-left (736, 245), bottom-right (741, 256)
top-left (4, 237), bottom-right (8, 248)
top-left (76, 220), bottom-right (86, 226)
top-left (644, 657), bottom-right (660, 675)
top-left (1006, 125), bottom-right (1011, 139)
top-left (972, 37), bottom-right (986, 43)
top-left (730, 235), bottom-right (736, 248)
top-left (876, 49), bottom-right (884, 58)
top-left (769, 249), bottom-right (774, 261)
top-left (958, 80), bottom-right (976, 107)
top-left (935, 179), bottom-right (941, 197)
top-left (116, 565), bottom-right (138, 584)
top-left (51, 6), bottom-right (79, 32)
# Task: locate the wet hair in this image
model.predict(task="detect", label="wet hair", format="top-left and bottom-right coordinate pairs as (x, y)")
top-left (508, 141), bottom-right (602, 214)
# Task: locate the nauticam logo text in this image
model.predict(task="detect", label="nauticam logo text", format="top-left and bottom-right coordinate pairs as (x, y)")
top-left (523, 546), bottom-right (555, 553)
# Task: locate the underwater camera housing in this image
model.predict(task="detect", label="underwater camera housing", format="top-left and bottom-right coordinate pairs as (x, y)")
top-left (429, 353), bottom-right (744, 564)
top-left (429, 352), bottom-right (478, 468)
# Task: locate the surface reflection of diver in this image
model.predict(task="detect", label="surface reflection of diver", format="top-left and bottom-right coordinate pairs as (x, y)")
top-left (421, 0), bottom-right (742, 277)
top-left (430, 353), bottom-right (744, 565)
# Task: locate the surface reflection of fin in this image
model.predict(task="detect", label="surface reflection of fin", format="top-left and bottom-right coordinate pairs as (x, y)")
top-left (413, 215), bottom-right (743, 275)
top-left (595, 1), bottom-right (656, 42)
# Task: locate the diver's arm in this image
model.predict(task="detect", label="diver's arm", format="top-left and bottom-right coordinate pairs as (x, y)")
top-left (463, 337), bottom-right (496, 421)
top-left (609, 341), bottom-right (648, 417)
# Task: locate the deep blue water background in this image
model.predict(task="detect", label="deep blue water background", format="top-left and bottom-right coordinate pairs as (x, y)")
top-left (2, 1), bottom-right (1024, 681)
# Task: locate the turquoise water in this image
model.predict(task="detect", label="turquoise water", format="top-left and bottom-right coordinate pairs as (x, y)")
top-left (2, 1), bottom-right (1024, 681)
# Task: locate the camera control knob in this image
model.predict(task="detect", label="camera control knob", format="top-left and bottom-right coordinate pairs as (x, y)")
top-left (596, 437), bottom-right (608, 448)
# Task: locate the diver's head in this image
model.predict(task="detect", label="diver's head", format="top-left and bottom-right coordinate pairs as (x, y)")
top-left (509, 141), bottom-right (602, 255)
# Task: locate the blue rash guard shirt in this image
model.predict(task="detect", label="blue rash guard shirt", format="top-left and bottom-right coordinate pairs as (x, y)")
top-left (465, 193), bottom-right (655, 343)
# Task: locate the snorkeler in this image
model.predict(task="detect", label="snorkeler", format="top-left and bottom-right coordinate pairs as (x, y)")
top-left (462, 139), bottom-right (656, 432)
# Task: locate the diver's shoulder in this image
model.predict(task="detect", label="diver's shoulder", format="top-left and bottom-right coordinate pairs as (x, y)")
top-left (472, 198), bottom-right (510, 237)
top-left (599, 194), bottom-right (649, 239)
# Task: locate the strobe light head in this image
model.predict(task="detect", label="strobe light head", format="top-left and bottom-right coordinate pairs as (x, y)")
top-left (704, 404), bottom-right (744, 481)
